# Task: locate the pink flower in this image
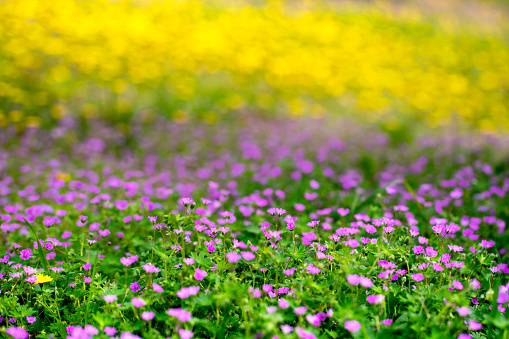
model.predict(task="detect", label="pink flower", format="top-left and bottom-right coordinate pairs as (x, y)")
top-left (426, 246), bottom-right (437, 257)
top-left (5, 327), bottom-right (28, 339)
top-left (284, 268), bottom-right (296, 276)
top-left (344, 320), bottom-right (361, 333)
top-left (306, 314), bottom-right (321, 327)
top-left (347, 274), bottom-right (360, 285)
top-left (131, 297), bottom-right (146, 308)
top-left (120, 256), bottom-right (138, 266)
top-left (359, 277), bottom-right (374, 288)
top-left (295, 327), bottom-right (317, 339)
top-left (294, 306), bottom-right (307, 315)
top-left (82, 263), bottom-right (91, 271)
top-left (194, 268), bottom-right (207, 281)
top-left (468, 320), bottom-right (482, 331)
top-left (98, 229), bottom-right (110, 237)
top-left (103, 295), bottom-right (118, 303)
top-left (241, 252), bottom-right (256, 261)
top-left (412, 246), bottom-right (424, 255)
top-left (153, 283), bottom-right (164, 293)
top-left (307, 220), bottom-right (320, 228)
top-left (178, 329), bottom-right (194, 339)
top-left (381, 319), bottom-right (393, 326)
top-left (84, 277), bottom-right (92, 283)
top-left (141, 311), bottom-right (155, 321)
top-left (432, 263), bottom-right (443, 272)
top-left (104, 327), bottom-right (117, 336)
top-left (166, 308), bottom-right (192, 322)
top-left (278, 299), bottom-right (289, 309)
top-left (266, 306), bottom-right (277, 314)
top-left (176, 286), bottom-right (200, 299)
top-left (306, 264), bottom-right (321, 274)
top-left (183, 258), bottom-right (195, 265)
top-left (453, 280), bottom-right (464, 290)
top-left (280, 325), bottom-right (294, 334)
top-left (226, 252), bottom-right (241, 263)
top-left (366, 294), bottom-right (385, 304)
top-left (470, 278), bottom-right (481, 290)
top-left (456, 307), bottom-right (471, 317)
top-left (411, 273), bottom-right (425, 282)
top-left (142, 264), bottom-right (160, 273)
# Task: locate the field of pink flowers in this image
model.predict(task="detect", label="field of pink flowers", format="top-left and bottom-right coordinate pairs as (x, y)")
top-left (0, 116), bottom-right (508, 339)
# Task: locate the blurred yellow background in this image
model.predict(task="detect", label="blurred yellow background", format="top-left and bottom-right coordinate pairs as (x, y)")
top-left (0, 0), bottom-right (508, 132)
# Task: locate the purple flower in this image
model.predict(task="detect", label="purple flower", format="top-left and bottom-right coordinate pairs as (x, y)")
top-left (194, 268), bottom-right (207, 281)
top-left (141, 311), bottom-right (155, 321)
top-left (82, 263), bottom-right (91, 271)
top-left (84, 277), bottom-right (92, 283)
top-left (19, 249), bottom-right (32, 261)
top-left (147, 216), bottom-right (157, 223)
top-left (131, 297), bottom-right (146, 308)
top-left (26, 316), bottom-right (36, 324)
top-left (130, 282), bottom-right (141, 292)
top-left (344, 320), bottom-right (361, 333)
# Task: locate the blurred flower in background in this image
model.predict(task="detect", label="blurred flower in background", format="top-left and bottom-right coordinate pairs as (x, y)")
top-left (0, 0), bottom-right (507, 133)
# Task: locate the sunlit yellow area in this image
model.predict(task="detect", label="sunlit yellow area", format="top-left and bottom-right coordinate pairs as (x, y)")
top-left (0, 0), bottom-right (508, 131)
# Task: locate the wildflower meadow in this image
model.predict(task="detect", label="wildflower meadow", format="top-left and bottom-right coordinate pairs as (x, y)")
top-left (1, 1), bottom-right (509, 339)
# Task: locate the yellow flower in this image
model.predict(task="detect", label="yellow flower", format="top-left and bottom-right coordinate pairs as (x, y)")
top-left (34, 274), bottom-right (53, 284)
top-left (55, 171), bottom-right (71, 182)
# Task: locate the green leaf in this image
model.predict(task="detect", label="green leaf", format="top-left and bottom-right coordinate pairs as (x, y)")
top-left (23, 218), bottom-right (48, 272)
